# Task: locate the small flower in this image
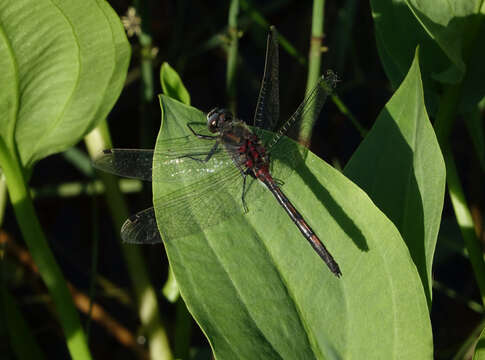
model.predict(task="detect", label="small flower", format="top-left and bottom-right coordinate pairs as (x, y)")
top-left (121, 7), bottom-right (141, 37)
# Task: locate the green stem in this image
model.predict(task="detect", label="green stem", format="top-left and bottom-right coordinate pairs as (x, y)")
top-left (0, 140), bottom-right (92, 360)
top-left (140, 32), bottom-right (155, 103)
top-left (434, 84), bottom-right (485, 306)
top-left (298, 0), bottom-right (325, 147)
top-left (85, 122), bottom-right (173, 360)
top-left (227, 0), bottom-right (240, 115)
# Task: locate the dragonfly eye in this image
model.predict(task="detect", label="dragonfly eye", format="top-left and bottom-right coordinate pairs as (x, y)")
top-left (207, 109), bottom-right (220, 133)
top-left (206, 108), bottom-right (233, 133)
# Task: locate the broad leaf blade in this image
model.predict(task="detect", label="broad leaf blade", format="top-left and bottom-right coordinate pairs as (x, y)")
top-left (344, 49), bottom-right (445, 308)
top-left (153, 96), bottom-right (432, 359)
top-left (0, 0), bottom-right (130, 168)
top-left (371, 0), bottom-right (485, 114)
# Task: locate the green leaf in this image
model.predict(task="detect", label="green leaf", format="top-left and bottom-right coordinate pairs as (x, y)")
top-left (160, 62), bottom-right (191, 105)
top-left (153, 95), bottom-right (432, 359)
top-left (0, 0), bottom-right (130, 168)
top-left (344, 49), bottom-right (445, 308)
top-left (370, 0), bottom-right (485, 114)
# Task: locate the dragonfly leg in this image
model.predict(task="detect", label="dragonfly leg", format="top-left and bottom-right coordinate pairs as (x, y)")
top-left (241, 172), bottom-right (249, 213)
top-left (187, 123), bottom-right (218, 140)
top-left (239, 168), bottom-right (256, 213)
top-left (203, 141), bottom-right (220, 162)
top-left (178, 141), bottom-right (220, 163)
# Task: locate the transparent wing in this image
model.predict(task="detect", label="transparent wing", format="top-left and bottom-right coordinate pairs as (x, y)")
top-left (153, 164), bottom-right (265, 241)
top-left (93, 149), bottom-right (154, 181)
top-left (266, 70), bottom-right (338, 151)
top-left (121, 207), bottom-right (161, 244)
top-left (253, 26), bottom-right (280, 131)
top-left (118, 165), bottom-right (262, 244)
top-left (92, 135), bottom-right (235, 182)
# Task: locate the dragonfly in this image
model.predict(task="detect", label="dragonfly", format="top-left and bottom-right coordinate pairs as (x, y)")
top-left (94, 26), bottom-right (341, 277)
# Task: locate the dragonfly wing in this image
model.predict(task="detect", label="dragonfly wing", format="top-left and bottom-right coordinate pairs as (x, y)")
top-left (93, 149), bottom-right (154, 181)
top-left (266, 71), bottom-right (338, 151)
top-left (121, 207), bottom-right (162, 244)
top-left (153, 165), bottom-right (265, 240)
top-left (253, 26), bottom-right (280, 131)
top-left (121, 165), bottom-right (265, 244)
top-left (153, 136), bottom-right (234, 183)
top-left (93, 135), bottom-right (235, 183)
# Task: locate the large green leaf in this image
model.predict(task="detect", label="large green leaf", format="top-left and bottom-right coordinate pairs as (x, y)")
top-left (344, 50), bottom-right (445, 308)
top-left (153, 96), bottom-right (432, 359)
top-left (0, 0), bottom-right (130, 168)
top-left (370, 0), bottom-right (485, 114)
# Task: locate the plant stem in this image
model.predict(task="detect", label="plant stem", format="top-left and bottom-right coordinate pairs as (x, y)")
top-left (227, 0), bottom-right (240, 115)
top-left (298, 0), bottom-right (326, 147)
top-left (0, 140), bottom-right (92, 360)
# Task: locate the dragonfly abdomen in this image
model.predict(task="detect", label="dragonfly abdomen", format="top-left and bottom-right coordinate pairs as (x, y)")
top-left (258, 171), bottom-right (341, 277)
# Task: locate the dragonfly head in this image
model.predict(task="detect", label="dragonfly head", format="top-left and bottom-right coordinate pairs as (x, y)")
top-left (206, 108), bottom-right (233, 133)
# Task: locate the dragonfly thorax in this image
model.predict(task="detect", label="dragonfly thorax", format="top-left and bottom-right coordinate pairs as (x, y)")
top-left (206, 107), bottom-right (233, 133)
top-left (238, 133), bottom-right (269, 174)
top-left (207, 109), bottom-right (270, 174)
